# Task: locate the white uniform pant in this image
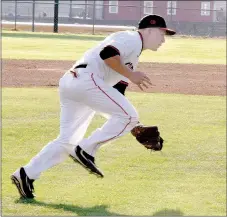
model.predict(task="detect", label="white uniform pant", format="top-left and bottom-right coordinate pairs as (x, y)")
top-left (24, 69), bottom-right (139, 179)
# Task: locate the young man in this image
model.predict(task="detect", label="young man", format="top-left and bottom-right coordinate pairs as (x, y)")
top-left (11, 14), bottom-right (175, 199)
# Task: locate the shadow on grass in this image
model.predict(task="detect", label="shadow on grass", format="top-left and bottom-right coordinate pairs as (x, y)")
top-left (15, 198), bottom-right (127, 216)
top-left (153, 208), bottom-right (184, 216)
top-left (15, 198), bottom-right (184, 216)
top-left (2, 32), bottom-right (105, 41)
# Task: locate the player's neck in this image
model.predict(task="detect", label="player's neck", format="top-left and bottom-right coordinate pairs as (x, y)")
top-left (137, 29), bottom-right (149, 51)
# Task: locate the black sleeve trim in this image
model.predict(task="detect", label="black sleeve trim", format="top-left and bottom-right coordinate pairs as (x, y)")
top-left (119, 80), bottom-right (129, 85)
top-left (100, 45), bottom-right (120, 60)
top-left (113, 81), bottom-right (128, 95)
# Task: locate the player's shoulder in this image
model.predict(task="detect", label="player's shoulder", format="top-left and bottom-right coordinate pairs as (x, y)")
top-left (108, 30), bottom-right (138, 41)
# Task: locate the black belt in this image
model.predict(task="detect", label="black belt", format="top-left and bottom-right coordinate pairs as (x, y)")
top-left (75, 64), bottom-right (87, 69)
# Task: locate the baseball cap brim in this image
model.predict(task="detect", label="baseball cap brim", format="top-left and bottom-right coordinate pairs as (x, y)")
top-left (160, 28), bottom-right (176, 35)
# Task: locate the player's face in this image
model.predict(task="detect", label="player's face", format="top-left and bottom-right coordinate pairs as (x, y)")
top-left (147, 28), bottom-right (165, 51)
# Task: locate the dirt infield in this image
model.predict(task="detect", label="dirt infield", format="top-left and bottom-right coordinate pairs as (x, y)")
top-left (2, 59), bottom-right (226, 96)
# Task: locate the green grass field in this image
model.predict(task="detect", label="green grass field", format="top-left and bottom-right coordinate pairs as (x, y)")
top-left (2, 31), bottom-right (226, 216)
top-left (2, 89), bottom-right (226, 216)
top-left (2, 30), bottom-right (226, 64)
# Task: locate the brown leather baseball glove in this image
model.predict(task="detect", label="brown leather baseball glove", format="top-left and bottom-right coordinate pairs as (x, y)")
top-left (131, 125), bottom-right (164, 151)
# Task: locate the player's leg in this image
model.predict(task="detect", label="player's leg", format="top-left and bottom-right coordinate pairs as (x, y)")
top-left (70, 72), bottom-right (139, 176)
top-left (22, 99), bottom-right (95, 180)
top-left (11, 74), bottom-right (95, 198)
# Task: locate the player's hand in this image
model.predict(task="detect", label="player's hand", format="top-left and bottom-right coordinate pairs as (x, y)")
top-left (129, 71), bottom-right (153, 91)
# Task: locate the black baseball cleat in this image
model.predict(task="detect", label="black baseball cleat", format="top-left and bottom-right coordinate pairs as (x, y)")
top-left (70, 146), bottom-right (104, 178)
top-left (11, 167), bottom-right (35, 199)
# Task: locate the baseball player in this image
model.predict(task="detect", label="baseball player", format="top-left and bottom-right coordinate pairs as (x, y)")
top-left (11, 14), bottom-right (175, 199)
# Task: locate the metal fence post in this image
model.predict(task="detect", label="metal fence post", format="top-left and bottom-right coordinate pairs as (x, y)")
top-left (14, 0), bottom-right (17, 30)
top-left (193, 23), bottom-right (197, 35)
top-left (54, 0), bottom-right (59, 33)
top-left (84, 0), bottom-right (87, 20)
top-left (32, 0), bottom-right (35, 32)
top-left (69, 0), bottom-right (72, 20)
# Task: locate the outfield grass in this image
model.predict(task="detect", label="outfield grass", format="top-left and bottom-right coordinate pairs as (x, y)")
top-left (2, 88), bottom-right (226, 216)
top-left (2, 31), bottom-right (226, 64)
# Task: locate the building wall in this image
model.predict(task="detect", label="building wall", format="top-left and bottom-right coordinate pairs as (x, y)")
top-left (2, 0), bottom-right (225, 23)
top-left (103, 1), bottom-right (217, 22)
top-left (213, 1), bottom-right (226, 22)
top-left (153, 1), bottom-right (168, 20)
top-left (173, 1), bottom-right (213, 22)
top-left (103, 1), bottom-right (141, 20)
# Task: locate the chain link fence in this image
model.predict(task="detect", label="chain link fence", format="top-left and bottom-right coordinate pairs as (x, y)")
top-left (2, 0), bottom-right (226, 37)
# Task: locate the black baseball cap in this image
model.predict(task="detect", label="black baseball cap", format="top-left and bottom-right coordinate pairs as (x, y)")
top-left (138, 14), bottom-right (176, 35)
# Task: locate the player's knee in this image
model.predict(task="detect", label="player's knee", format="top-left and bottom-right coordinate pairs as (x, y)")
top-left (52, 136), bottom-right (74, 154)
top-left (129, 116), bottom-right (139, 128)
top-left (129, 109), bottom-right (139, 122)
top-left (122, 111), bottom-right (139, 128)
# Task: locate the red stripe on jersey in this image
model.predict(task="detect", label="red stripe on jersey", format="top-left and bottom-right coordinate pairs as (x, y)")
top-left (120, 80), bottom-right (129, 86)
top-left (91, 73), bottom-right (132, 144)
top-left (91, 73), bottom-right (128, 115)
top-left (99, 117), bottom-right (132, 144)
top-left (137, 31), bottom-right (144, 54)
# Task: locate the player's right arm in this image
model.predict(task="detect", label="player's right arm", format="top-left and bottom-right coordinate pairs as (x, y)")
top-left (100, 47), bottom-right (151, 90)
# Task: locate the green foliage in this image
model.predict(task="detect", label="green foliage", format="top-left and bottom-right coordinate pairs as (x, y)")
top-left (2, 88), bottom-right (226, 216)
